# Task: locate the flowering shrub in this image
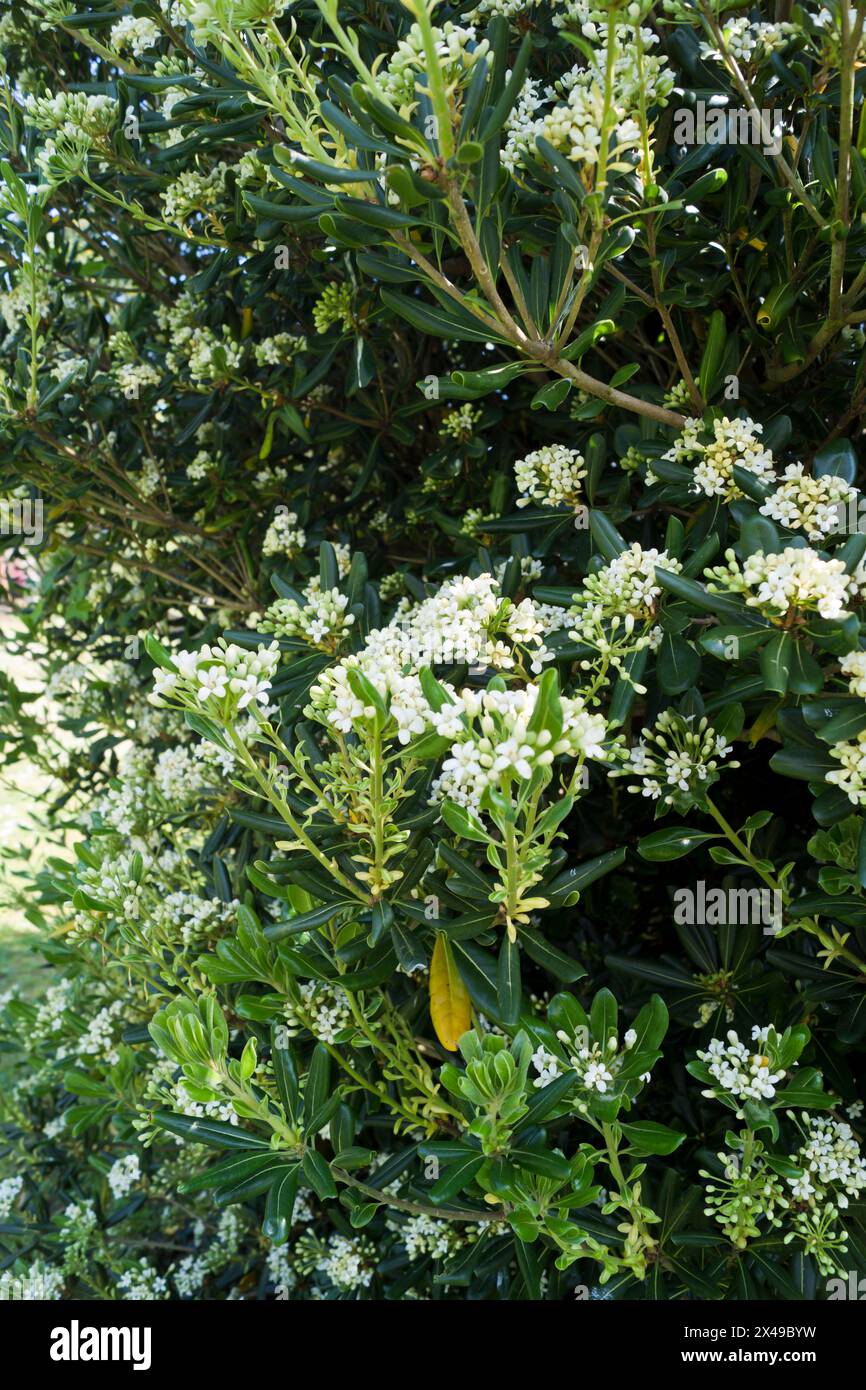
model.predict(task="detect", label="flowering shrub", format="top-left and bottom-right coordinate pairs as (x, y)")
top-left (1, 0), bottom-right (866, 1304)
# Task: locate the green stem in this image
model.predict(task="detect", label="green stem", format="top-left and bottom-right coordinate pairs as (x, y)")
top-left (413, 0), bottom-right (455, 161)
top-left (601, 1121), bottom-right (654, 1247)
top-left (704, 796), bottom-right (779, 895)
top-left (829, 3), bottom-right (856, 318)
top-left (332, 1167), bottom-right (501, 1222)
top-left (705, 796), bottom-right (866, 976)
top-left (226, 723), bottom-right (368, 903)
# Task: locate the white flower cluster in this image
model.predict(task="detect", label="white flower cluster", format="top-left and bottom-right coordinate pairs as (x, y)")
top-left (379, 21), bottom-right (488, 109)
top-left (110, 14), bottom-right (161, 56)
top-left (759, 463), bottom-right (855, 541)
top-left (153, 744), bottom-right (205, 800)
top-left (60, 1198), bottom-right (97, 1236)
top-left (503, 20), bottom-right (672, 174)
top-left (156, 293), bottom-right (237, 382)
top-left (26, 90), bottom-right (117, 139)
top-left (840, 649), bottom-right (866, 698)
top-left (612, 710), bottom-right (738, 804)
top-left (789, 1115), bottom-right (866, 1207)
top-left (151, 637), bottom-right (280, 713)
top-left (653, 416), bottom-right (776, 500)
top-left (826, 727), bottom-right (866, 806)
top-left (253, 333), bottom-right (306, 367)
top-left (152, 890), bottom-right (238, 947)
top-left (161, 162), bottom-right (229, 225)
top-left (87, 739), bottom-right (220, 835)
top-left (262, 509), bottom-right (306, 558)
top-left (502, 77), bottom-right (547, 173)
top-left (306, 576), bottom-right (569, 750)
top-left (117, 1258), bottom-right (169, 1300)
top-left (30, 980), bottom-right (74, 1041)
top-left (705, 546), bottom-right (855, 621)
top-left (396, 1213), bottom-right (480, 1261)
top-left (259, 586), bottom-right (355, 650)
top-left (319, 1233), bottom-right (375, 1292)
top-left (283, 981), bottom-right (353, 1044)
top-left (698, 16), bottom-right (799, 65)
top-left (172, 1209), bottom-right (246, 1296)
top-left (370, 571), bottom-right (568, 674)
top-left (0, 1176), bottom-right (23, 1218)
top-left (113, 361), bottom-right (162, 395)
top-left (186, 326), bottom-right (242, 382)
top-left (309, 657), bottom-right (463, 746)
top-left (77, 1000), bottom-right (125, 1064)
top-left (571, 543), bottom-right (679, 626)
top-left (514, 445), bottom-right (585, 510)
top-left (697, 1026), bottom-right (788, 1103)
top-left (107, 1152), bottom-right (142, 1200)
top-left (568, 544), bottom-right (681, 678)
top-left (77, 847), bottom-right (152, 923)
top-left (432, 683), bottom-right (608, 812)
top-left (532, 1025), bottom-right (640, 1096)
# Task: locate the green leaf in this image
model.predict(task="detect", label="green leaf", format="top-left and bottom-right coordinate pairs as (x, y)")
top-left (637, 827), bottom-right (719, 861)
top-left (440, 800), bottom-right (491, 843)
top-left (152, 1112), bottom-right (269, 1151)
top-left (657, 632), bottom-right (701, 694)
top-left (760, 631), bottom-right (792, 695)
top-left (303, 1044), bottom-right (332, 1137)
top-left (302, 1149), bottom-right (337, 1200)
top-left (381, 288), bottom-right (507, 344)
top-left (619, 1121), bottom-right (685, 1155)
top-left (520, 933), bottom-right (586, 982)
top-left (589, 988), bottom-right (617, 1047)
top-left (428, 1154), bottom-right (484, 1202)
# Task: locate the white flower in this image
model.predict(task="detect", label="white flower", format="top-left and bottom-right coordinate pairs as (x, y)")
top-left (706, 546), bottom-right (855, 621)
top-left (263, 509), bottom-right (306, 558)
top-left (612, 710), bottom-right (738, 804)
top-left (379, 21), bottom-right (488, 109)
top-left (584, 1060), bottom-right (613, 1092)
top-left (530, 1045), bottom-right (563, 1087)
top-left (319, 1233), bottom-right (375, 1292)
top-left (759, 463), bottom-right (856, 540)
top-left (0, 1176), bottom-right (23, 1218)
top-left (653, 416), bottom-right (776, 500)
top-left (260, 587), bottom-right (354, 650)
top-left (108, 1152), bottom-right (142, 1200)
top-left (110, 15), bottom-right (161, 56)
top-left (151, 639), bottom-right (281, 713)
top-left (840, 650), bottom-right (866, 698)
top-left (697, 1026), bottom-right (788, 1102)
top-left (515, 445), bottom-right (585, 510)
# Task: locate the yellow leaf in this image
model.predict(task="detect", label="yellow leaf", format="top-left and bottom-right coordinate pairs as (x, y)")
top-left (429, 932), bottom-right (471, 1052)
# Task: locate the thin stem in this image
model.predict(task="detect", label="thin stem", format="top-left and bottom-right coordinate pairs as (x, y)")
top-left (413, 0), bottom-right (455, 161)
top-left (332, 1167), bottom-right (502, 1222)
top-left (226, 723), bottom-right (369, 903)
